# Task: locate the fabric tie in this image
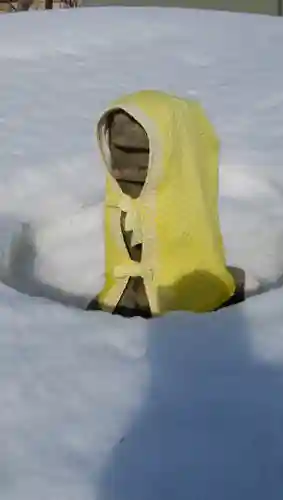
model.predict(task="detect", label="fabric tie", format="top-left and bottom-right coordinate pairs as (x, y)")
top-left (119, 194), bottom-right (143, 246)
top-left (114, 262), bottom-right (153, 280)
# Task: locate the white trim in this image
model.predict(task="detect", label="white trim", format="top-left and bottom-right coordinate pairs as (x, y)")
top-left (97, 104), bottom-right (163, 198)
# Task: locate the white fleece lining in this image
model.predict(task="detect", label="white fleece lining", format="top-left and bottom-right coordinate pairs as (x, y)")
top-left (97, 104), bottom-right (163, 197)
top-left (96, 104), bottom-right (163, 315)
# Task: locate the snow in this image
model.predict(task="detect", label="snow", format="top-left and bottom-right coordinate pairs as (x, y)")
top-left (1, 6), bottom-right (283, 500)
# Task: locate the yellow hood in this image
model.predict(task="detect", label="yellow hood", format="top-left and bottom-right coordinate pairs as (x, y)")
top-left (96, 90), bottom-right (235, 314)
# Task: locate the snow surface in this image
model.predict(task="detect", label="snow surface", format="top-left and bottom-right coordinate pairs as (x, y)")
top-left (1, 6), bottom-right (283, 500)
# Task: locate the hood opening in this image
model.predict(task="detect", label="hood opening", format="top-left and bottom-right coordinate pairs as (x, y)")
top-left (100, 108), bottom-right (150, 199)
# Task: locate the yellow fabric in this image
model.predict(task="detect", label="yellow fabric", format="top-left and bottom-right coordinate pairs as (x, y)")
top-left (96, 90), bottom-right (235, 314)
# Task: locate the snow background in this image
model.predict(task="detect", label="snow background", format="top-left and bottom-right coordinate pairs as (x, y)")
top-left (1, 6), bottom-right (283, 499)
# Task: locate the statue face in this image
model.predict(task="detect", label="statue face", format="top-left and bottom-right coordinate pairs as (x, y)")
top-left (108, 110), bottom-right (149, 194)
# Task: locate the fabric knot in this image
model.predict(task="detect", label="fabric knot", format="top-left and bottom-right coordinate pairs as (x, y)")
top-left (114, 262), bottom-right (154, 280)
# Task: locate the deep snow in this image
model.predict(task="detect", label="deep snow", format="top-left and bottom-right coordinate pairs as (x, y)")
top-left (1, 6), bottom-right (283, 500)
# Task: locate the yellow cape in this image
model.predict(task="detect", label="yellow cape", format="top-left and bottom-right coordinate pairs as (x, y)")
top-left (96, 90), bottom-right (235, 315)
